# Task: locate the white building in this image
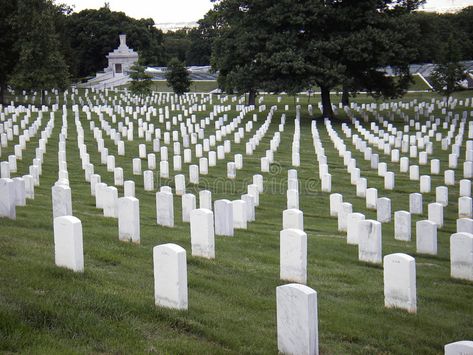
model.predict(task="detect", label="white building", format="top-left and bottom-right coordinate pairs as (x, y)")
top-left (82, 34), bottom-right (139, 89)
top-left (106, 34), bottom-right (139, 76)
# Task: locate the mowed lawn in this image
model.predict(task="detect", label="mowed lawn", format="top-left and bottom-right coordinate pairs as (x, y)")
top-left (0, 90), bottom-right (472, 354)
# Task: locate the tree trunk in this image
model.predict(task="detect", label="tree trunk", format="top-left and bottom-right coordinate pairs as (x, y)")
top-left (41, 89), bottom-right (45, 106)
top-left (320, 85), bottom-right (334, 119)
top-left (0, 82), bottom-right (6, 106)
top-left (247, 89), bottom-right (256, 106)
top-left (341, 86), bottom-right (350, 107)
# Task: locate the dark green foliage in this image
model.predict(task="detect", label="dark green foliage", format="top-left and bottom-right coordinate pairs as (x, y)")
top-left (10, 0), bottom-right (69, 105)
top-left (411, 8), bottom-right (473, 63)
top-left (165, 58), bottom-right (191, 95)
top-left (64, 6), bottom-right (165, 78)
top-left (163, 29), bottom-right (192, 64)
top-left (210, 0), bottom-right (424, 113)
top-left (129, 63), bottom-right (153, 98)
top-left (0, 0), bottom-right (19, 104)
top-left (186, 22), bottom-right (214, 66)
top-left (162, 15), bottom-right (216, 67)
top-left (430, 35), bottom-right (467, 97)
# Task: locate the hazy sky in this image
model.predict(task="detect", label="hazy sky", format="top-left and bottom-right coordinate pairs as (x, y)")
top-left (61, 0), bottom-right (215, 23)
top-left (61, 0), bottom-right (473, 24)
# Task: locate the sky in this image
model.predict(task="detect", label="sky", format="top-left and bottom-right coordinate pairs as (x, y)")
top-left (60, 0), bottom-right (473, 24)
top-left (61, 0), bottom-right (216, 24)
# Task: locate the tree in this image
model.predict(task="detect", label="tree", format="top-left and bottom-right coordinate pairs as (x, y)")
top-left (430, 35), bottom-right (466, 98)
top-left (64, 7), bottom-right (165, 78)
top-left (0, 0), bottom-right (19, 105)
top-left (210, 0), bottom-right (424, 114)
top-left (165, 58), bottom-right (191, 95)
top-left (210, 1), bottom-right (268, 105)
top-left (129, 62), bottom-right (153, 98)
top-left (163, 29), bottom-right (192, 64)
top-left (10, 0), bottom-right (69, 105)
top-left (186, 11), bottom-right (219, 66)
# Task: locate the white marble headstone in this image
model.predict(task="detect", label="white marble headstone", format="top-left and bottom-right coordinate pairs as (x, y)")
top-left (190, 208), bottom-right (215, 259)
top-left (53, 215), bottom-right (84, 272)
top-left (118, 196), bottom-right (140, 244)
top-left (280, 228), bottom-right (307, 284)
top-left (153, 243), bottom-right (188, 310)
top-left (276, 283), bottom-right (318, 355)
top-left (384, 253), bottom-right (416, 313)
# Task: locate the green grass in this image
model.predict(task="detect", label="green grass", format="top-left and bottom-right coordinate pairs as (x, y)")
top-left (409, 74), bottom-right (432, 91)
top-left (0, 91), bottom-right (472, 354)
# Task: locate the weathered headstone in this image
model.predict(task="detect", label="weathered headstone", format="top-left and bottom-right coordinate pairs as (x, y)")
top-left (280, 228), bottom-right (307, 284)
top-left (428, 202), bottom-right (444, 228)
top-left (394, 211), bottom-right (411, 241)
top-left (103, 186), bottom-right (118, 218)
top-left (160, 160), bottom-right (169, 178)
top-left (457, 218), bottom-right (473, 234)
top-left (114, 167), bottom-right (124, 186)
top-left (329, 193), bottom-right (343, 217)
top-left (338, 202), bottom-right (352, 232)
top-left (118, 196), bottom-right (140, 243)
top-left (287, 189), bottom-right (299, 210)
top-left (420, 175), bottom-right (431, 193)
top-left (156, 190), bottom-right (174, 227)
top-left (214, 199), bottom-right (234, 236)
top-left (384, 172), bottom-right (395, 190)
top-left (190, 208), bottom-right (215, 259)
top-left (276, 284), bottom-right (318, 355)
top-left (366, 188), bottom-right (378, 209)
top-left (132, 158), bottom-right (142, 175)
top-left (53, 215), bottom-right (84, 272)
top-left (175, 174), bottom-right (186, 196)
top-left (0, 178), bottom-right (16, 219)
top-left (232, 200), bottom-right (248, 229)
top-left (436, 186), bottom-right (449, 207)
top-left (248, 184), bottom-right (259, 207)
top-left (199, 190), bottom-right (212, 210)
top-left (124, 180), bottom-right (135, 198)
top-left (450, 232), bottom-right (473, 281)
top-left (409, 193), bottom-right (423, 214)
top-left (51, 183), bottom-right (72, 219)
top-left (144, 170), bottom-right (154, 191)
top-left (241, 194), bottom-right (255, 222)
top-left (13, 177), bottom-right (26, 207)
top-left (383, 253), bottom-right (416, 313)
top-left (189, 165), bottom-right (199, 184)
top-left (460, 179), bottom-right (472, 197)
top-left (444, 341), bottom-right (473, 355)
top-left (358, 219), bottom-right (382, 264)
top-left (182, 193), bottom-right (196, 223)
top-left (347, 212), bottom-right (365, 245)
top-left (376, 197), bottom-right (391, 223)
top-left (23, 174), bottom-right (35, 199)
top-left (283, 208), bottom-right (304, 231)
top-left (153, 243), bottom-right (188, 310)
top-left (416, 220), bottom-right (437, 255)
top-left (458, 196), bottom-right (473, 219)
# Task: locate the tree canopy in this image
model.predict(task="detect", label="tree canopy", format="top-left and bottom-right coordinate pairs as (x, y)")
top-left (430, 34), bottom-right (467, 97)
top-left (129, 62), bottom-right (153, 98)
top-left (0, 0), bottom-right (19, 104)
top-left (64, 6), bottom-right (165, 78)
top-left (165, 58), bottom-right (191, 95)
top-left (211, 0), bottom-right (425, 112)
top-left (10, 0), bottom-right (69, 105)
